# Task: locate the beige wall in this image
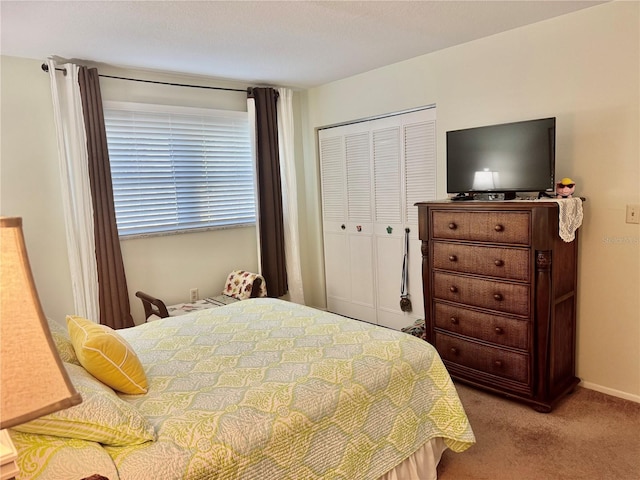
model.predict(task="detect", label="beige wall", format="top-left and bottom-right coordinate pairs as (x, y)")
top-left (0, 56), bottom-right (259, 324)
top-left (299, 1), bottom-right (639, 400)
top-left (1, 56), bottom-right (75, 323)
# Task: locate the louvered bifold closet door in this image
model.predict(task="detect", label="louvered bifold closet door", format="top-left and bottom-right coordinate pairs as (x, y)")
top-left (371, 109), bottom-right (437, 330)
top-left (319, 134), bottom-right (349, 308)
top-left (319, 124), bottom-right (376, 323)
top-left (403, 109), bottom-right (437, 329)
top-left (344, 130), bottom-right (376, 322)
top-left (372, 118), bottom-right (406, 329)
top-left (318, 107), bottom-right (436, 328)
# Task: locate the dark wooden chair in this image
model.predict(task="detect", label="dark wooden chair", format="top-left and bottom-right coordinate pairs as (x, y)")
top-left (135, 271), bottom-right (265, 321)
top-left (135, 291), bottom-right (170, 320)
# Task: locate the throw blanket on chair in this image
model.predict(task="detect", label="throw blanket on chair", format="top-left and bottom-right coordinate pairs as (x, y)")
top-left (223, 270), bottom-right (267, 299)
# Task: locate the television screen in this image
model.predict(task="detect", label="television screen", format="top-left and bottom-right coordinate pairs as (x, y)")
top-left (446, 117), bottom-right (556, 197)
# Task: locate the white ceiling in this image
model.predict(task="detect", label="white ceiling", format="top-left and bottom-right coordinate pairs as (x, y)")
top-left (1, 1), bottom-right (606, 89)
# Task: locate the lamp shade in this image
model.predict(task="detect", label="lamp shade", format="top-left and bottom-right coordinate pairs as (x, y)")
top-left (1, 217), bottom-right (82, 429)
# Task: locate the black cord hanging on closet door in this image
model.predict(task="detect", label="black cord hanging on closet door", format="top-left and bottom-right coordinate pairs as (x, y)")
top-left (400, 228), bottom-right (412, 312)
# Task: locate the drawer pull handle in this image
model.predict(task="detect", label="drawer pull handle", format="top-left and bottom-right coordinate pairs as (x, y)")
top-left (494, 360), bottom-right (503, 368)
top-left (494, 224), bottom-right (504, 232)
top-left (450, 317), bottom-right (459, 325)
top-left (493, 293), bottom-right (503, 301)
top-left (494, 327), bottom-right (504, 334)
top-left (448, 222), bottom-right (457, 230)
top-left (448, 255), bottom-right (458, 262)
top-left (494, 259), bottom-right (504, 267)
top-left (341, 224), bottom-right (346, 230)
top-left (450, 347), bottom-right (459, 355)
top-left (450, 286), bottom-right (458, 293)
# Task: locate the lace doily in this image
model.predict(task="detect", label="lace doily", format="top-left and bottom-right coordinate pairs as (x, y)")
top-left (553, 197), bottom-right (583, 242)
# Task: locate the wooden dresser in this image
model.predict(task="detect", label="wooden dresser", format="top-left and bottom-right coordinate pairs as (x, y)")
top-left (417, 200), bottom-right (581, 412)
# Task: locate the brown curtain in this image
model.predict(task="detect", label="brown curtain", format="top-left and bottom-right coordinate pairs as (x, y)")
top-left (248, 87), bottom-right (288, 297)
top-left (78, 67), bottom-right (134, 329)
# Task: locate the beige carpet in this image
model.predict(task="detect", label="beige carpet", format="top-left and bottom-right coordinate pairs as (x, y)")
top-left (437, 382), bottom-right (640, 480)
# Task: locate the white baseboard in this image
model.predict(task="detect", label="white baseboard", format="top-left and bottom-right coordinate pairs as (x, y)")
top-left (580, 381), bottom-right (640, 404)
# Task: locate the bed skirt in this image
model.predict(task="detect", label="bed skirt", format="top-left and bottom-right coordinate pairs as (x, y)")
top-left (378, 437), bottom-right (447, 480)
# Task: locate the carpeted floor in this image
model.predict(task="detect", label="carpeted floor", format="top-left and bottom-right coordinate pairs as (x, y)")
top-left (437, 382), bottom-right (640, 480)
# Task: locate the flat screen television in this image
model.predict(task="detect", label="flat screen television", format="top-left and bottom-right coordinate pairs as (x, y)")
top-left (446, 117), bottom-right (556, 200)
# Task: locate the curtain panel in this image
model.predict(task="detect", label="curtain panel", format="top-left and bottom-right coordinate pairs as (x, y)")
top-left (46, 60), bottom-right (100, 322)
top-left (248, 87), bottom-right (288, 298)
top-left (276, 88), bottom-right (305, 304)
top-left (78, 67), bottom-right (134, 329)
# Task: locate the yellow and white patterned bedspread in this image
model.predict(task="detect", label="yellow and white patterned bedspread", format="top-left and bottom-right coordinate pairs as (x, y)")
top-left (14, 298), bottom-right (475, 479)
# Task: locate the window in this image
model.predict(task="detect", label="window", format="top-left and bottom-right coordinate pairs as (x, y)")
top-left (103, 102), bottom-right (255, 237)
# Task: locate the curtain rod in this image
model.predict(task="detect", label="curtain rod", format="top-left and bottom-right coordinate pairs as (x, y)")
top-left (41, 63), bottom-right (247, 93)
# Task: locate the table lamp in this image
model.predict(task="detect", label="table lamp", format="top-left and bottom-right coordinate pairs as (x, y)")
top-left (0, 217), bottom-right (82, 479)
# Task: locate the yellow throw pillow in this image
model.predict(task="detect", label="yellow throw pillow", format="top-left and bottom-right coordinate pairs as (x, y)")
top-left (67, 315), bottom-right (148, 395)
top-left (12, 363), bottom-right (155, 445)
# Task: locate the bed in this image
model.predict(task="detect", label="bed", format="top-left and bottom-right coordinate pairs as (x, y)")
top-left (9, 298), bottom-right (474, 479)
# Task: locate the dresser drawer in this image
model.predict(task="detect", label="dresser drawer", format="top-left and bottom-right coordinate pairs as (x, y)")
top-left (436, 332), bottom-right (530, 384)
top-left (434, 303), bottom-right (529, 350)
top-left (432, 242), bottom-right (530, 281)
top-left (431, 210), bottom-right (530, 245)
top-left (433, 272), bottom-right (530, 316)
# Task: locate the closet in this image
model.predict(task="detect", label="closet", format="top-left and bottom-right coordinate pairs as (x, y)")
top-left (318, 108), bottom-right (437, 330)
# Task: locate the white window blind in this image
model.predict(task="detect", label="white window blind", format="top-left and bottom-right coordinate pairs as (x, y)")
top-left (103, 102), bottom-right (255, 237)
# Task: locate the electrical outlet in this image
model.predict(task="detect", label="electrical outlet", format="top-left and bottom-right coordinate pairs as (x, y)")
top-left (190, 288), bottom-right (199, 302)
top-left (626, 205), bottom-right (640, 224)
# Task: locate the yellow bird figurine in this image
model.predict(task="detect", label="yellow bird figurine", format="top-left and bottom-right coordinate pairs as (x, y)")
top-left (555, 177), bottom-right (576, 198)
